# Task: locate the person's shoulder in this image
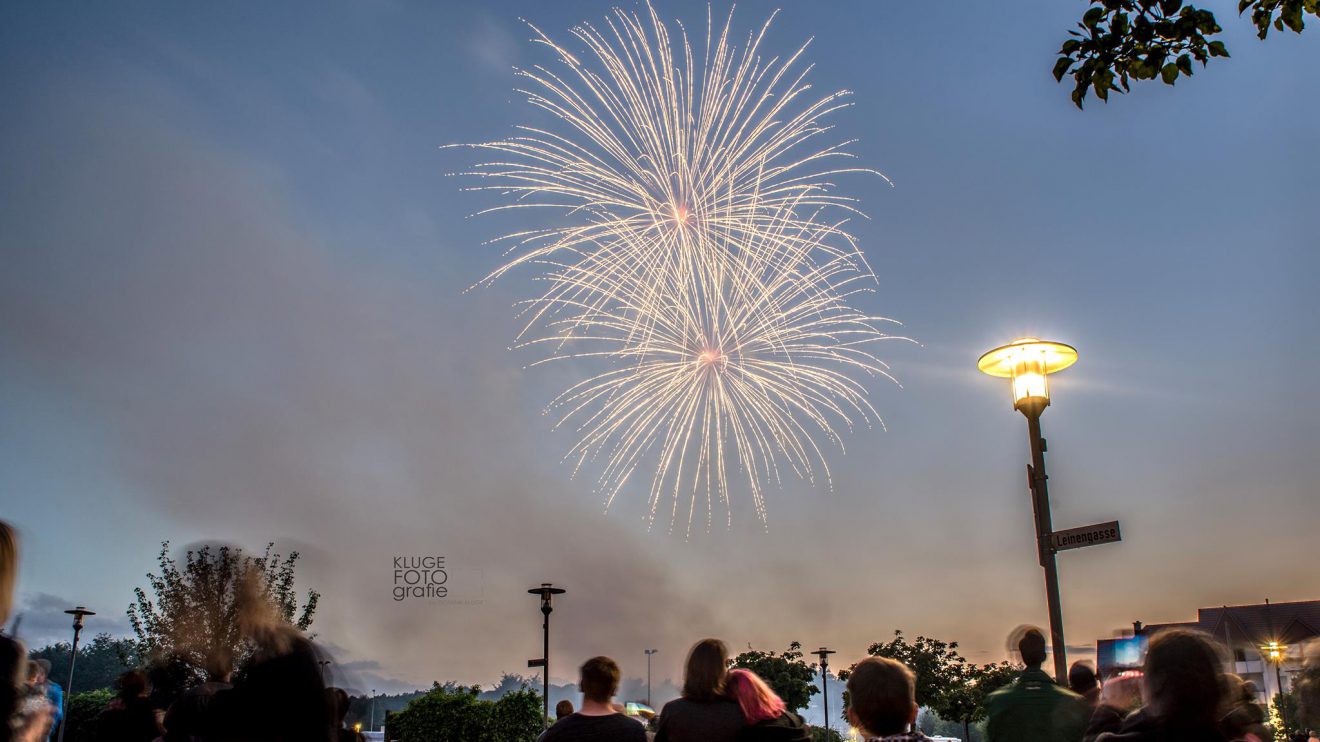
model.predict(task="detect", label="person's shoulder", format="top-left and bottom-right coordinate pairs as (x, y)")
top-left (660, 697), bottom-right (689, 712)
top-left (759, 712), bottom-right (806, 728)
top-left (986, 681), bottom-right (1018, 703)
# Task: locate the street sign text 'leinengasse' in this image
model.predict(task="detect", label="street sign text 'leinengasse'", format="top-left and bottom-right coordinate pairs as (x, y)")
top-left (1050, 521), bottom-right (1121, 552)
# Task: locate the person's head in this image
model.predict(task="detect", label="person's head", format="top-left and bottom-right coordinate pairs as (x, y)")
top-left (845, 657), bottom-right (918, 738)
top-left (1069, 661), bottom-right (1100, 697)
top-left (27, 660), bottom-right (43, 684)
top-left (117, 670), bottom-right (150, 701)
top-left (203, 647), bottom-right (233, 683)
top-left (34, 659), bottom-right (51, 684)
top-left (682, 639), bottom-right (729, 702)
top-left (1100, 672), bottom-right (1143, 712)
top-left (555, 699), bottom-right (574, 719)
top-left (325, 687), bottom-right (350, 724)
top-left (1219, 673), bottom-right (1246, 709)
top-left (1142, 628), bottom-right (1224, 725)
top-left (726, 669), bottom-right (786, 724)
top-left (1017, 627), bottom-right (1048, 669)
top-left (0, 521), bottom-right (18, 624)
top-left (579, 656), bottom-right (621, 705)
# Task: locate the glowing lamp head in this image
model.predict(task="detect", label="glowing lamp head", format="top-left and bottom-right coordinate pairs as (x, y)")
top-left (1264, 641), bottom-right (1286, 661)
top-left (978, 338), bottom-right (1077, 416)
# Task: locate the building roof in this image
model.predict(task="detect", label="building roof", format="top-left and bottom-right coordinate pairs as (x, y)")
top-left (1142, 600), bottom-right (1320, 649)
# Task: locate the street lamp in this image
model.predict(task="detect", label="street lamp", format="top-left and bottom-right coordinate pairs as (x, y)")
top-left (979, 337), bottom-right (1078, 685)
top-left (644, 649), bottom-right (659, 706)
top-left (813, 648), bottom-right (836, 736)
top-left (56, 607), bottom-right (95, 742)
top-left (1263, 641), bottom-right (1287, 698)
top-left (527, 583), bottom-right (566, 726)
top-left (370, 688), bottom-right (377, 731)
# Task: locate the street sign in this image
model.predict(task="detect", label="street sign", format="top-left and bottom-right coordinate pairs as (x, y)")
top-left (527, 658), bottom-right (546, 668)
top-left (1051, 521), bottom-right (1121, 552)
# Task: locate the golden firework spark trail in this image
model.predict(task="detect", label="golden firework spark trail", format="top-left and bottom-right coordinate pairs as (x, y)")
top-left (452, 3), bottom-right (907, 534)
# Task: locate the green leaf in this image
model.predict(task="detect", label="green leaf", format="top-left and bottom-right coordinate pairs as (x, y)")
top-left (1161, 63), bottom-right (1180, 83)
top-left (1061, 39), bottom-right (1083, 54)
top-left (1283, 4), bottom-right (1305, 30)
top-left (1084, 7), bottom-right (1106, 27)
top-left (1053, 57), bottom-right (1074, 81)
top-left (1177, 53), bottom-right (1194, 75)
top-left (1208, 40), bottom-right (1230, 56)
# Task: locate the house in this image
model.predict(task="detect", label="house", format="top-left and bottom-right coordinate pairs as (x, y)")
top-left (1096, 599), bottom-right (1320, 702)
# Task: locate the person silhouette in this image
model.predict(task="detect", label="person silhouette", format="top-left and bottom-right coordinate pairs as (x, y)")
top-left (654, 639), bottom-right (745, 742)
top-left (985, 627), bottom-right (1087, 742)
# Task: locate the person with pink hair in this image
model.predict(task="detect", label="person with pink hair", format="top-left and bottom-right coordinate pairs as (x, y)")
top-left (725, 668), bottom-right (811, 741)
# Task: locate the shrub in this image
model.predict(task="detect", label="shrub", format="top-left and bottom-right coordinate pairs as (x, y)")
top-left (62, 688), bottom-right (114, 742)
top-left (386, 683), bottom-right (542, 742)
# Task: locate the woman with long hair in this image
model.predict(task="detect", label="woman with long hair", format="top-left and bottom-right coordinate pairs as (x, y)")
top-left (725, 669), bottom-right (811, 741)
top-left (1096, 628), bottom-right (1229, 742)
top-left (654, 639), bottom-right (744, 742)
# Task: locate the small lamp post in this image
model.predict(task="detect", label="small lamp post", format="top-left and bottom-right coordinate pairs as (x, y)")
top-left (370, 688), bottom-right (377, 731)
top-left (528, 583), bottom-right (566, 726)
top-left (644, 649), bottom-right (658, 706)
top-left (979, 337), bottom-right (1078, 684)
top-left (813, 648), bottom-right (836, 736)
top-left (57, 607), bottom-right (95, 742)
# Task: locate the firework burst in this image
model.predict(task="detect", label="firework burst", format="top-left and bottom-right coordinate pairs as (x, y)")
top-left (453, 3), bottom-right (905, 533)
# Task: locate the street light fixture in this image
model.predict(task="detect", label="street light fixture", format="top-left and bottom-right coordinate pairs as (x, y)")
top-left (812, 648), bottom-right (836, 737)
top-left (56, 607), bottom-right (95, 742)
top-left (644, 649), bottom-right (659, 706)
top-left (1263, 641), bottom-right (1287, 698)
top-left (979, 337), bottom-right (1078, 684)
top-left (528, 583), bottom-right (566, 726)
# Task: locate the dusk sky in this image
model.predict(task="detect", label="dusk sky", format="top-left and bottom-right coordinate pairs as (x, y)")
top-left (2, 0), bottom-right (1316, 699)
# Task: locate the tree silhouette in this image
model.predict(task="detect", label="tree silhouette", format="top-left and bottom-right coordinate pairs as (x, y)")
top-left (730, 641), bottom-right (820, 713)
top-left (127, 541), bottom-right (318, 684)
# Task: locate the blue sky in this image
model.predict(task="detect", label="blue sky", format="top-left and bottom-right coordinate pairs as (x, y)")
top-left (1, 1), bottom-right (1316, 696)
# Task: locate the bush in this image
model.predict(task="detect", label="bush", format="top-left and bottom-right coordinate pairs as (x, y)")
top-left (62, 689), bottom-right (114, 742)
top-left (386, 683), bottom-right (543, 742)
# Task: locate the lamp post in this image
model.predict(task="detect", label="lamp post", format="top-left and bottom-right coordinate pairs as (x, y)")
top-left (370, 688), bottom-right (377, 731)
top-left (57, 607), bottom-right (95, 742)
top-left (813, 648), bottom-right (836, 736)
top-left (644, 649), bottom-right (658, 706)
top-left (1264, 641), bottom-right (1287, 699)
top-left (979, 337), bottom-right (1078, 685)
top-left (528, 583), bottom-right (566, 726)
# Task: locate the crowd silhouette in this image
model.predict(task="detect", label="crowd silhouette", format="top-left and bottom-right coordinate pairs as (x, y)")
top-left (4, 522), bottom-right (1319, 742)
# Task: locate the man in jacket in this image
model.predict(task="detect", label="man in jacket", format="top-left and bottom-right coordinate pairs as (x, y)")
top-left (985, 628), bottom-right (1088, 742)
